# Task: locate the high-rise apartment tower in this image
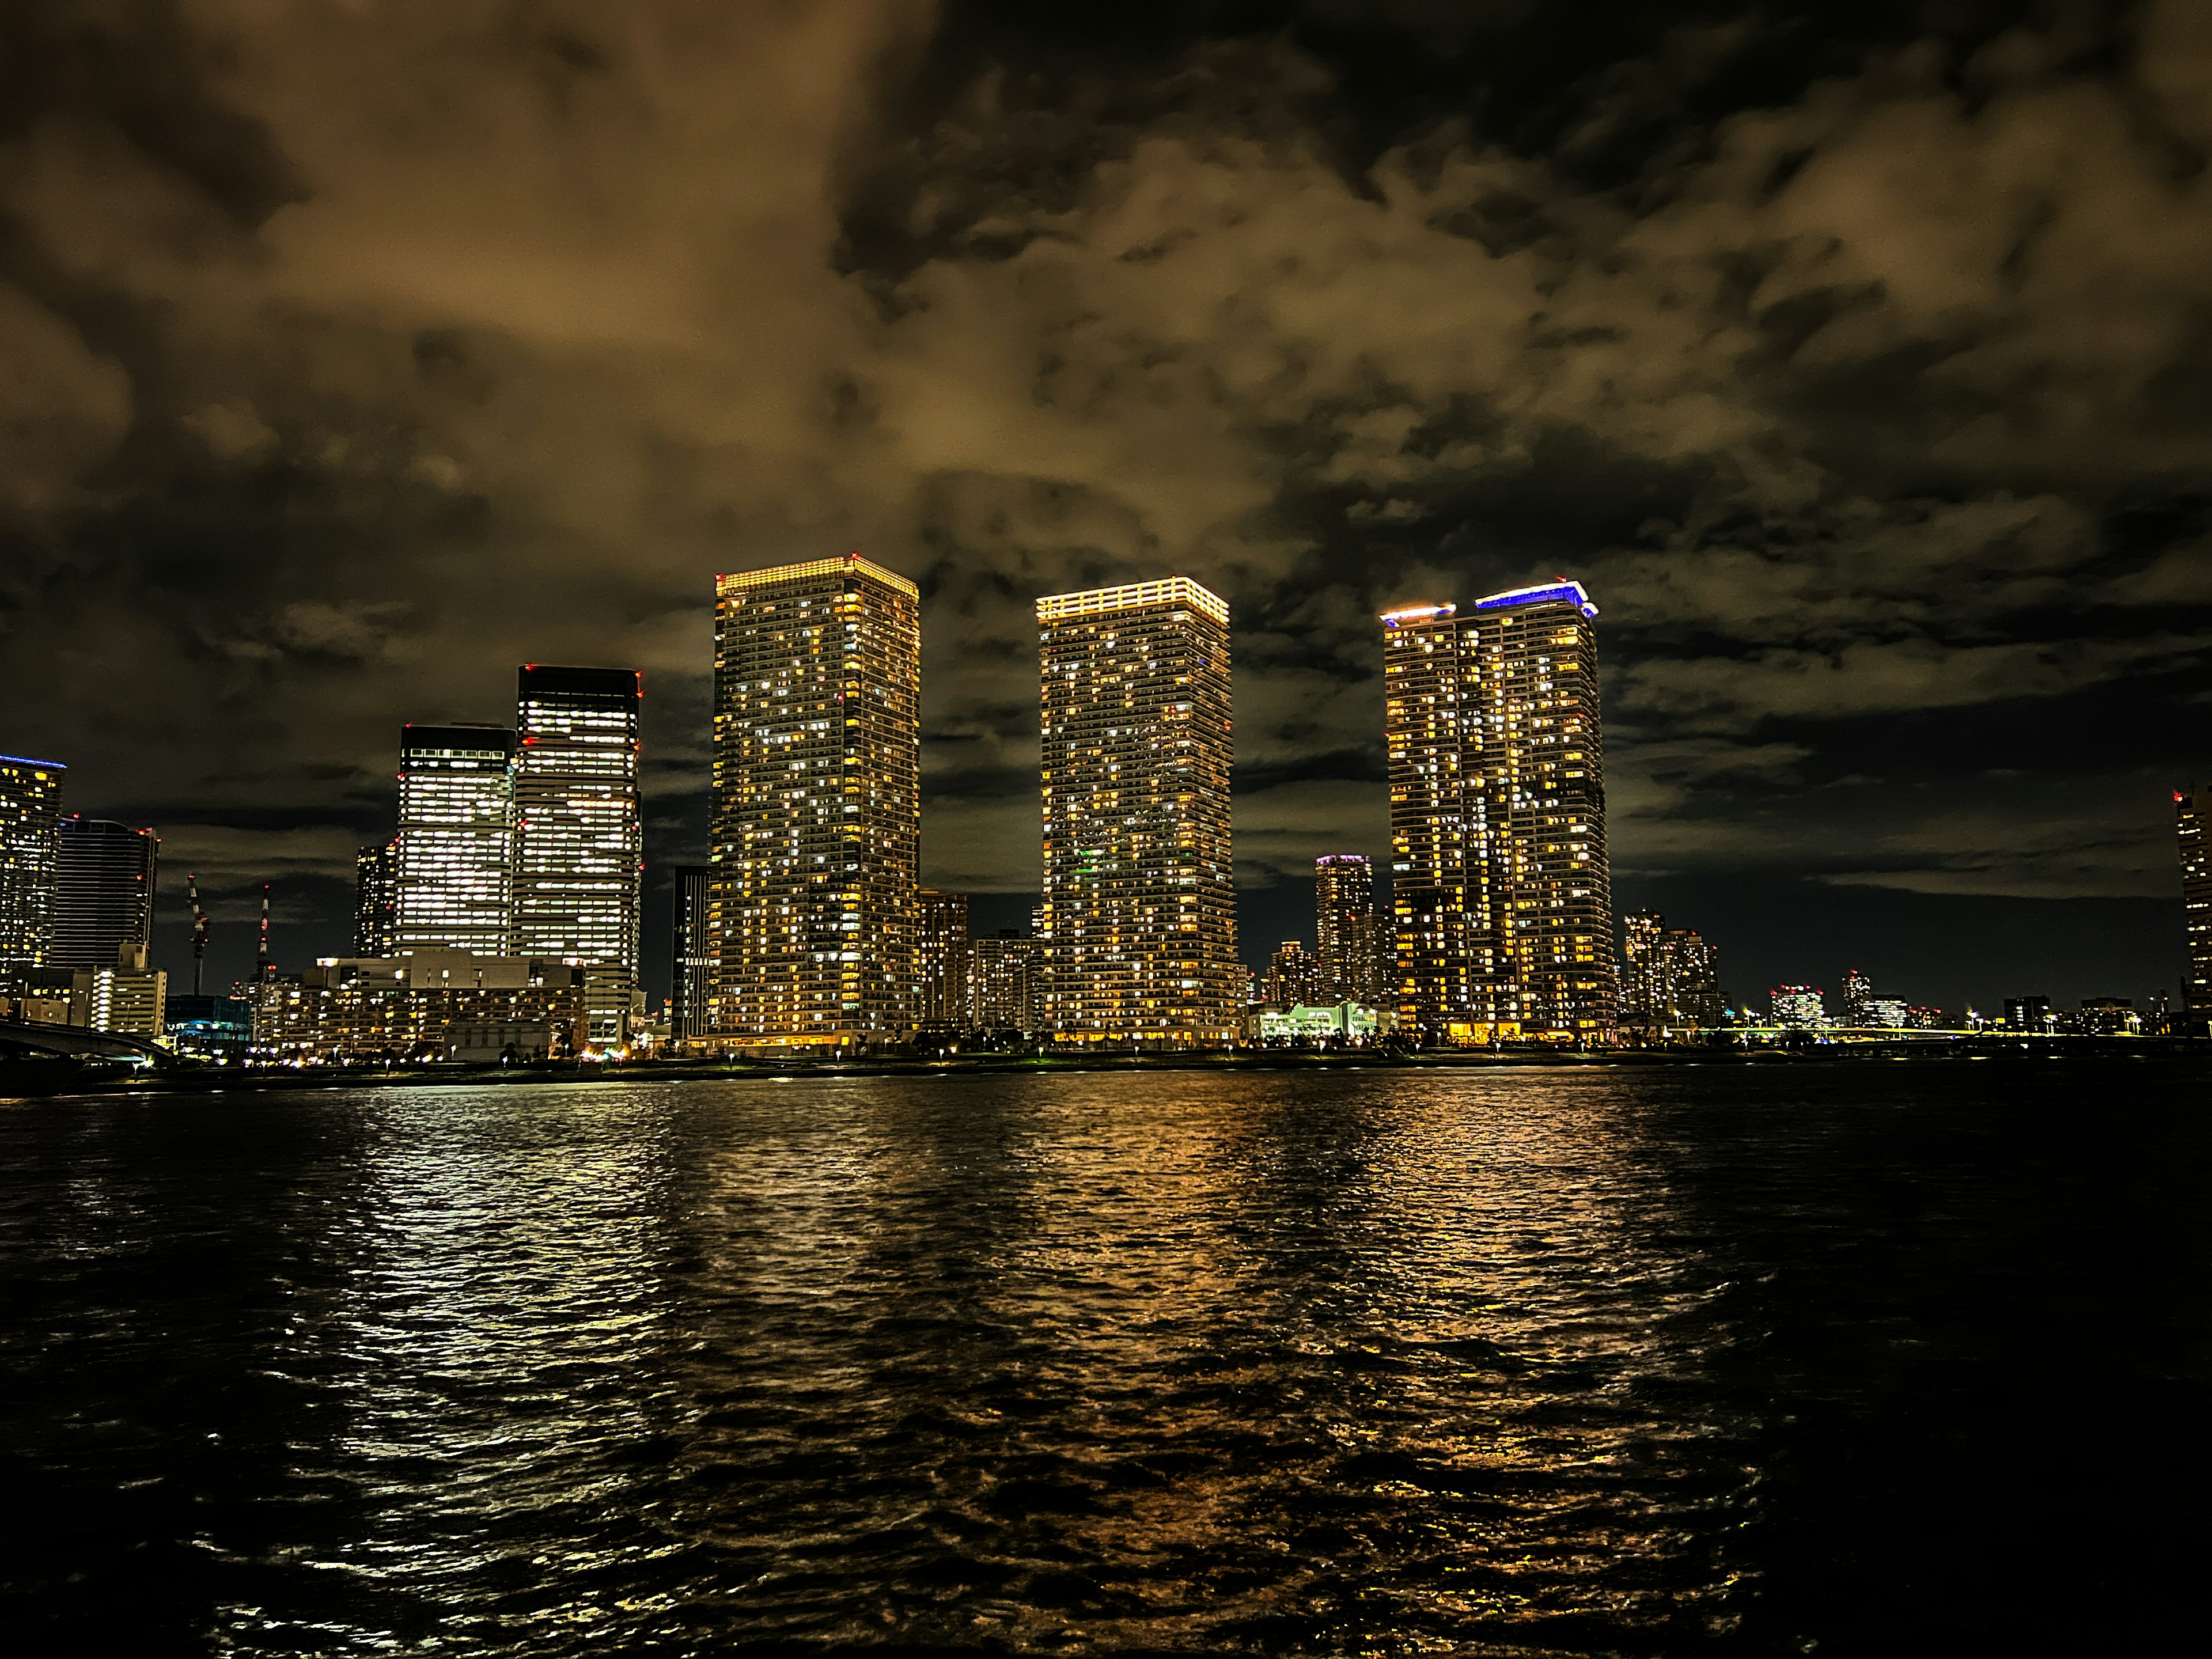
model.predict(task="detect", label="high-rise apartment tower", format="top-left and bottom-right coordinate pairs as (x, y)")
top-left (394, 724), bottom-right (517, 956)
top-left (1037, 577), bottom-right (1238, 1046)
top-left (0, 754), bottom-right (65, 972)
top-left (915, 888), bottom-right (969, 1028)
top-left (52, 816), bottom-right (158, 971)
top-left (354, 838), bottom-right (398, 957)
top-left (1314, 854), bottom-right (1384, 1003)
top-left (1620, 910), bottom-right (1721, 1039)
top-left (1382, 580), bottom-right (1616, 1042)
top-left (512, 666), bottom-right (643, 972)
top-left (710, 554), bottom-right (921, 1050)
top-left (669, 864), bottom-right (713, 1041)
top-left (2181, 785), bottom-right (2212, 1013)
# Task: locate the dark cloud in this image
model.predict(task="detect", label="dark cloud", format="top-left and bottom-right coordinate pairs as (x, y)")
top-left (2, 0), bottom-right (2207, 1008)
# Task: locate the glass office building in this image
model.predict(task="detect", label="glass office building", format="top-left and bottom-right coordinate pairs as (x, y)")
top-left (393, 724), bottom-right (517, 956)
top-left (0, 753), bottom-right (65, 972)
top-left (512, 665), bottom-right (643, 974)
top-left (51, 815), bottom-right (157, 971)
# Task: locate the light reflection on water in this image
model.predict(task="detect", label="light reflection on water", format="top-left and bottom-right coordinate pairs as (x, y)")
top-left (5, 1066), bottom-right (2207, 1655)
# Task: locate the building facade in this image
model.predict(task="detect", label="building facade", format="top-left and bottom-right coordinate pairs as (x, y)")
top-left (2181, 785), bottom-right (2212, 1012)
top-left (669, 863), bottom-right (714, 1041)
top-left (915, 888), bottom-right (969, 1028)
top-left (1265, 939), bottom-right (1321, 1005)
top-left (1037, 577), bottom-right (1238, 1047)
top-left (512, 666), bottom-right (643, 974)
top-left (354, 838), bottom-right (398, 957)
top-left (0, 753), bottom-right (66, 972)
top-left (1382, 581), bottom-right (1616, 1043)
top-left (1771, 986), bottom-right (1827, 1029)
top-left (51, 817), bottom-right (158, 972)
top-left (72, 964), bottom-right (167, 1037)
top-left (394, 724), bottom-right (517, 956)
top-left (968, 931), bottom-right (1041, 1033)
top-left (252, 949), bottom-right (588, 1063)
top-left (1619, 911), bottom-right (1722, 1038)
top-left (709, 555), bottom-right (921, 1050)
top-left (1314, 853), bottom-right (1384, 1003)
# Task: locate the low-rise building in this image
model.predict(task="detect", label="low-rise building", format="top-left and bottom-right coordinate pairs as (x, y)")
top-left (253, 949), bottom-right (587, 1063)
top-left (1243, 1000), bottom-right (1396, 1046)
top-left (1770, 986), bottom-right (1827, 1030)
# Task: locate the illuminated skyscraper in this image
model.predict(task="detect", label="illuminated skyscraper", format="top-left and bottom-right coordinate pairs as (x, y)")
top-left (52, 816), bottom-right (158, 971)
top-left (1264, 939), bottom-right (1321, 1005)
top-left (968, 931), bottom-right (1041, 1034)
top-left (354, 837), bottom-right (397, 957)
top-left (1313, 853), bottom-right (1383, 1002)
top-left (394, 724), bottom-right (517, 956)
top-left (1620, 910), bottom-right (1721, 1039)
top-left (1037, 577), bottom-right (1237, 1047)
top-left (512, 665), bottom-right (643, 972)
top-left (0, 753), bottom-right (65, 972)
top-left (2181, 785), bottom-right (2212, 1013)
top-left (710, 554), bottom-right (920, 1050)
top-left (669, 864), bottom-right (713, 1041)
top-left (1382, 579), bottom-right (1616, 1042)
top-left (915, 888), bottom-right (969, 1028)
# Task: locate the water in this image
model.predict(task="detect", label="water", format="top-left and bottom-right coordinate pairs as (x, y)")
top-left (3, 1065), bottom-right (2207, 1656)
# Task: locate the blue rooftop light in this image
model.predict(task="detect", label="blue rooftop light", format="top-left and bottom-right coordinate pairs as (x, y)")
top-left (0, 753), bottom-right (69, 769)
top-left (1472, 579), bottom-right (1599, 620)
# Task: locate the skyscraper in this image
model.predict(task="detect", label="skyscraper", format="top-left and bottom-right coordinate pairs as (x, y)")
top-left (710, 554), bottom-right (921, 1050)
top-left (51, 816), bottom-right (158, 971)
top-left (0, 753), bottom-right (65, 972)
top-left (1037, 577), bottom-right (1237, 1047)
top-left (915, 888), bottom-right (969, 1028)
top-left (394, 724), bottom-right (517, 956)
top-left (354, 837), bottom-right (398, 957)
top-left (1314, 853), bottom-right (1383, 1003)
top-left (512, 666), bottom-right (643, 972)
top-left (968, 931), bottom-right (1041, 1034)
top-left (668, 864), bottom-right (713, 1041)
top-left (1838, 968), bottom-right (1874, 1027)
top-left (1382, 579), bottom-right (1616, 1043)
top-left (1265, 939), bottom-right (1321, 1005)
top-left (2181, 785), bottom-right (2212, 1013)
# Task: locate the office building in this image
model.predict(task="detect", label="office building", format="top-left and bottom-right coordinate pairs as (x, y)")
top-left (2004, 995), bottom-right (2054, 1033)
top-left (165, 993), bottom-right (251, 1059)
top-left (1770, 986), bottom-right (1827, 1029)
top-left (1037, 577), bottom-right (1238, 1047)
top-left (512, 665), bottom-right (643, 973)
top-left (72, 956), bottom-right (167, 1038)
top-left (51, 817), bottom-right (158, 972)
top-left (395, 724), bottom-right (517, 955)
top-left (1838, 968), bottom-right (1874, 1027)
top-left (669, 864), bottom-right (714, 1041)
top-left (914, 888), bottom-right (969, 1028)
top-left (2079, 997), bottom-right (2141, 1035)
top-left (354, 838), bottom-right (398, 957)
top-left (709, 554), bottom-right (921, 1050)
top-left (968, 931), bottom-right (1041, 1034)
top-left (1382, 580), bottom-right (1616, 1043)
top-left (2181, 785), bottom-right (2212, 1012)
top-left (1619, 911), bottom-right (1722, 1037)
top-left (0, 753), bottom-right (65, 972)
top-left (1314, 854), bottom-right (1384, 1003)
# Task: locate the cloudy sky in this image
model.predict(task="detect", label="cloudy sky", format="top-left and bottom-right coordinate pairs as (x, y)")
top-left (5, 0), bottom-right (2209, 1009)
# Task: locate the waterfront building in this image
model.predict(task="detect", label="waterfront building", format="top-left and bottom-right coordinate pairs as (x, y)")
top-left (51, 817), bottom-right (158, 972)
top-left (354, 838), bottom-right (397, 957)
top-left (1243, 999), bottom-right (1397, 1046)
top-left (1839, 968), bottom-right (1874, 1027)
top-left (710, 554), bottom-right (921, 1050)
top-left (252, 948), bottom-right (588, 1063)
top-left (968, 930), bottom-right (1042, 1035)
top-left (2003, 995), bottom-right (2054, 1033)
top-left (668, 865), bottom-right (714, 1041)
top-left (1265, 939), bottom-right (1321, 1006)
top-left (1037, 577), bottom-right (1238, 1047)
top-left (165, 993), bottom-right (251, 1059)
top-left (1381, 581), bottom-right (1615, 1044)
top-left (1864, 997), bottom-right (1910, 1028)
top-left (2078, 997), bottom-right (2141, 1035)
top-left (1770, 985), bottom-right (1827, 1029)
top-left (394, 724), bottom-right (517, 955)
top-left (915, 888), bottom-right (969, 1029)
top-left (512, 666), bottom-right (643, 974)
top-left (71, 951), bottom-right (166, 1038)
top-left (2181, 785), bottom-right (2212, 1012)
top-left (0, 753), bottom-right (65, 971)
top-left (1620, 912), bottom-right (1722, 1038)
top-left (1314, 854), bottom-right (1384, 1002)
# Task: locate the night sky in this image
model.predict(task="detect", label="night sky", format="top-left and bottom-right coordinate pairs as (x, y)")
top-left (4, 1), bottom-right (2207, 1014)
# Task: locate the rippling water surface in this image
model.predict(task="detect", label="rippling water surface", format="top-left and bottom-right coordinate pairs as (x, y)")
top-left (3, 1066), bottom-right (2208, 1655)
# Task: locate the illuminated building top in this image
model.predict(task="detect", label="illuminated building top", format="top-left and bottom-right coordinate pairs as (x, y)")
top-left (1379, 604), bottom-right (1456, 627)
top-left (1473, 579), bottom-right (1600, 619)
top-left (1037, 577), bottom-right (1229, 627)
top-left (717, 553), bottom-right (918, 600)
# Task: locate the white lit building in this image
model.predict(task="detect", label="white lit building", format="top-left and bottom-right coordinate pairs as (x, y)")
top-left (395, 724), bottom-right (517, 956)
top-left (512, 665), bottom-right (643, 974)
